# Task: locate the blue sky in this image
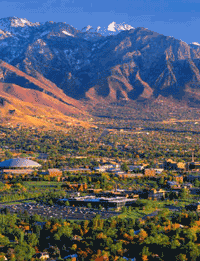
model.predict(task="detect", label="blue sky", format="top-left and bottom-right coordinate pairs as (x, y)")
top-left (0, 0), bottom-right (199, 43)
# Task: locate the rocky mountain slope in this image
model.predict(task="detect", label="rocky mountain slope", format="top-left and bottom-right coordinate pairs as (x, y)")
top-left (0, 81), bottom-right (92, 129)
top-left (1, 16), bottom-right (200, 119)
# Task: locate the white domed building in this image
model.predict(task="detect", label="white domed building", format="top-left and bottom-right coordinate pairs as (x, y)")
top-left (0, 158), bottom-right (41, 176)
top-left (0, 158), bottom-right (41, 169)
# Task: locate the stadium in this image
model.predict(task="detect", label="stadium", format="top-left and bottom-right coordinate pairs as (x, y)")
top-left (0, 158), bottom-right (41, 175)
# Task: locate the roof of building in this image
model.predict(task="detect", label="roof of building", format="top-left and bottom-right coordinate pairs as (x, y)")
top-left (48, 168), bottom-right (62, 172)
top-left (0, 158), bottom-right (41, 168)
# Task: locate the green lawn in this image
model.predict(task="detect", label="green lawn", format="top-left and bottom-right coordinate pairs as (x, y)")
top-left (119, 209), bottom-right (148, 219)
top-left (119, 198), bottom-right (199, 220)
top-left (23, 181), bottom-right (62, 188)
top-left (0, 199), bottom-right (37, 206)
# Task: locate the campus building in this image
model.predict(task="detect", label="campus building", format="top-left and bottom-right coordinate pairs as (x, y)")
top-left (0, 158), bottom-right (41, 169)
top-left (59, 196), bottom-right (137, 209)
top-left (0, 158), bottom-right (41, 176)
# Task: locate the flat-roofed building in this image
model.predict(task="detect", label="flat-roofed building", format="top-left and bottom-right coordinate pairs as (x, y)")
top-left (129, 165), bottom-right (144, 171)
top-left (59, 196), bottom-right (137, 209)
top-left (167, 181), bottom-right (181, 189)
top-left (139, 188), bottom-right (166, 199)
top-left (3, 169), bottom-right (34, 175)
top-left (62, 168), bottom-right (91, 173)
top-left (115, 173), bottom-right (143, 178)
top-left (47, 169), bottom-right (62, 177)
top-left (186, 162), bottom-right (200, 171)
top-left (173, 175), bottom-right (183, 183)
top-left (154, 168), bottom-right (164, 174)
top-left (144, 169), bottom-right (156, 177)
top-left (186, 175), bottom-right (200, 182)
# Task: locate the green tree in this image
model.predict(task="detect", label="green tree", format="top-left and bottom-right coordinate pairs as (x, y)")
top-left (14, 242), bottom-right (35, 261)
top-left (180, 188), bottom-right (190, 200)
top-left (26, 233), bottom-right (38, 247)
top-left (176, 253), bottom-right (188, 261)
top-left (194, 179), bottom-right (200, 187)
top-left (87, 203), bottom-right (92, 208)
top-left (5, 150), bottom-right (13, 159)
top-left (159, 177), bottom-right (164, 186)
top-left (65, 200), bottom-right (70, 207)
top-left (121, 206), bottom-right (127, 213)
top-left (0, 234), bottom-right (10, 247)
top-left (121, 163), bottom-right (129, 173)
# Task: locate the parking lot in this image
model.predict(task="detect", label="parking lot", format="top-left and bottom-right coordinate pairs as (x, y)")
top-left (0, 203), bottom-right (119, 220)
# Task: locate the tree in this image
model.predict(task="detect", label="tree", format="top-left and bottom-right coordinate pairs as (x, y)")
top-left (141, 246), bottom-right (151, 261)
top-left (0, 234), bottom-right (9, 246)
top-left (121, 206), bottom-right (127, 213)
top-left (65, 201), bottom-right (70, 207)
top-left (176, 253), bottom-right (188, 261)
top-left (194, 179), bottom-right (200, 187)
top-left (159, 177), bottom-right (164, 186)
top-left (171, 238), bottom-right (181, 249)
top-left (26, 233), bottom-right (38, 247)
top-left (14, 242), bottom-right (35, 261)
top-left (49, 199), bottom-right (54, 206)
top-left (180, 188), bottom-right (190, 200)
top-left (184, 241), bottom-right (199, 261)
top-left (87, 203), bottom-right (92, 209)
top-left (121, 163), bottom-right (129, 173)
top-left (5, 150), bottom-right (13, 159)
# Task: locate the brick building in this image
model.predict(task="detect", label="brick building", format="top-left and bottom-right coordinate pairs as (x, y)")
top-left (144, 169), bottom-right (156, 177)
top-left (47, 169), bottom-right (63, 177)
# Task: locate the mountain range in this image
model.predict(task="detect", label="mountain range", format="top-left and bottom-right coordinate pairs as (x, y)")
top-left (0, 16), bottom-right (200, 128)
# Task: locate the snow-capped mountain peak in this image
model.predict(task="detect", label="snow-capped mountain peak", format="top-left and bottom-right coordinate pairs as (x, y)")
top-left (191, 42), bottom-right (200, 46)
top-left (189, 42), bottom-right (200, 50)
top-left (0, 16), bottom-right (40, 30)
top-left (96, 26), bottom-right (101, 32)
top-left (10, 17), bottom-right (40, 27)
top-left (107, 21), bottom-right (134, 32)
top-left (81, 25), bottom-right (93, 32)
top-left (81, 22), bottom-right (134, 37)
top-left (108, 22), bottom-right (117, 32)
